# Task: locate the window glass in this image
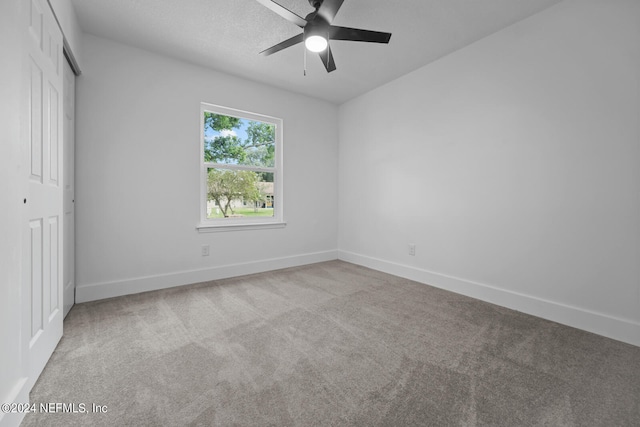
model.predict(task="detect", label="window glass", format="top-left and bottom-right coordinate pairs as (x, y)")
top-left (199, 104), bottom-right (282, 229)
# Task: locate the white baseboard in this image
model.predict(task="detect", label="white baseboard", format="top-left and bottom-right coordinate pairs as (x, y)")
top-left (0, 377), bottom-right (29, 427)
top-left (338, 250), bottom-right (640, 347)
top-left (75, 250), bottom-right (339, 303)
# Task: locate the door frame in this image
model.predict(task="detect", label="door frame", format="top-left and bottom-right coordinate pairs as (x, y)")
top-left (62, 57), bottom-right (76, 318)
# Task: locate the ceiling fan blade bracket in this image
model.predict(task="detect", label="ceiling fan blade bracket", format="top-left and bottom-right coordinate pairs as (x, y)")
top-left (316, 0), bottom-right (345, 23)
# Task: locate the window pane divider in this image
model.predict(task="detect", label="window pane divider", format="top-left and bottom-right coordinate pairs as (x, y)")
top-left (204, 163), bottom-right (275, 173)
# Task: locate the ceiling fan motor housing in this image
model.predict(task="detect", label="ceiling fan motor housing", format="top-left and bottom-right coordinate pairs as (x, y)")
top-left (309, 0), bottom-right (324, 10)
top-left (304, 15), bottom-right (329, 40)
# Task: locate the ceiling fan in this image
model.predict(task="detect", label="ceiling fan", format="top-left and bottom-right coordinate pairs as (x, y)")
top-left (256, 0), bottom-right (392, 73)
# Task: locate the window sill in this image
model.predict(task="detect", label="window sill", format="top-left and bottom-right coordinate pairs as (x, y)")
top-left (197, 221), bottom-right (287, 233)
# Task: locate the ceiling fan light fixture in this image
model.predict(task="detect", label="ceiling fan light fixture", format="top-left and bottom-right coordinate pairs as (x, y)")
top-left (305, 35), bottom-right (328, 52)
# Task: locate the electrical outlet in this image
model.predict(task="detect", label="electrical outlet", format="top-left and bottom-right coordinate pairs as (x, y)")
top-left (408, 243), bottom-right (416, 256)
top-left (201, 244), bottom-right (210, 256)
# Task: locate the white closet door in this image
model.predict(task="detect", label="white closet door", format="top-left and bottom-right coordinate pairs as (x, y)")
top-left (25, 0), bottom-right (64, 389)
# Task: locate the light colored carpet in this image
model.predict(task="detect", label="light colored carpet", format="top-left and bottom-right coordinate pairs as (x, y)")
top-left (22, 260), bottom-right (640, 426)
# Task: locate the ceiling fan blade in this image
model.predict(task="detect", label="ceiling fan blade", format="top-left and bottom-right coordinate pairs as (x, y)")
top-left (316, 0), bottom-right (344, 23)
top-left (329, 26), bottom-right (392, 43)
top-left (255, 0), bottom-right (308, 28)
top-left (260, 33), bottom-right (304, 56)
top-left (318, 42), bottom-right (337, 73)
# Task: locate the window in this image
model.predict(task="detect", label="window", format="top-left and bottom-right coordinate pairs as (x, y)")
top-left (198, 103), bottom-right (284, 231)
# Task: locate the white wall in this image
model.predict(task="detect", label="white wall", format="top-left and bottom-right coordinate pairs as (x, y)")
top-left (0, 1), bottom-right (30, 426)
top-left (74, 34), bottom-right (339, 301)
top-left (338, 0), bottom-right (640, 346)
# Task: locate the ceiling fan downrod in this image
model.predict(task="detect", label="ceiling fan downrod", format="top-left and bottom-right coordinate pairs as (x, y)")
top-left (308, 0), bottom-right (323, 10)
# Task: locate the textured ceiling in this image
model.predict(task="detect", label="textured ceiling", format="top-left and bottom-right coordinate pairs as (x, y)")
top-left (69, 0), bottom-right (563, 104)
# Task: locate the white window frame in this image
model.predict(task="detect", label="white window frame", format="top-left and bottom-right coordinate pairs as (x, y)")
top-left (197, 103), bottom-right (285, 232)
